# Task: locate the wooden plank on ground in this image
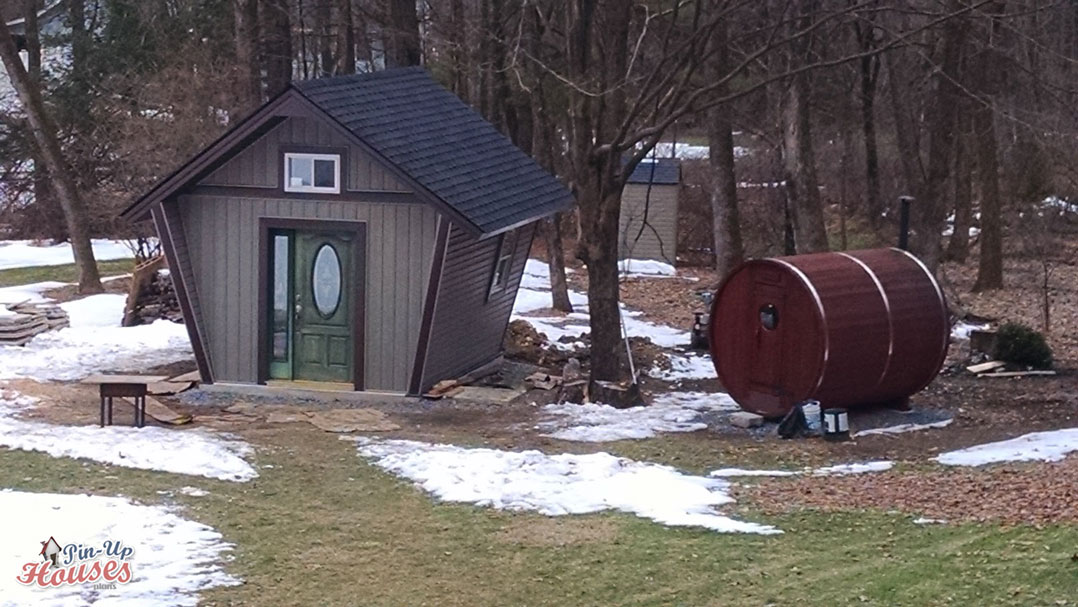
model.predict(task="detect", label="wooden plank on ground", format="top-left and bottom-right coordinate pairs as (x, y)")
top-left (148, 381), bottom-right (194, 396)
top-left (166, 370), bottom-right (202, 383)
top-left (966, 361), bottom-right (1006, 374)
top-left (978, 370), bottom-right (1057, 378)
top-left (120, 397), bottom-right (192, 425)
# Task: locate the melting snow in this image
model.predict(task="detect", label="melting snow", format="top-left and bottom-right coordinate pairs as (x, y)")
top-left (812, 461), bottom-right (894, 475)
top-left (854, 419), bottom-right (952, 437)
top-left (951, 320), bottom-right (990, 340)
top-left (618, 259), bottom-right (677, 277)
top-left (0, 290), bottom-right (191, 381)
top-left (350, 437), bottom-right (780, 534)
top-left (538, 391), bottom-right (737, 442)
top-left (0, 389), bottom-right (257, 482)
top-left (513, 259), bottom-right (690, 349)
top-left (935, 429), bottom-right (1078, 466)
top-left (652, 353), bottom-right (717, 381)
top-left (0, 490), bottom-right (238, 606)
top-left (710, 468), bottom-right (797, 478)
top-left (0, 239), bottom-right (134, 271)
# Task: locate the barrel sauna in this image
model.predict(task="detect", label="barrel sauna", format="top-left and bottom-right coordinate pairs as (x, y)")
top-left (708, 248), bottom-right (949, 418)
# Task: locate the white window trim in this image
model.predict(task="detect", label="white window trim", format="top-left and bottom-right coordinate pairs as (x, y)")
top-left (283, 152), bottom-right (341, 194)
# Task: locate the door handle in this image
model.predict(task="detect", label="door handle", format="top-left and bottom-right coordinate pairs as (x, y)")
top-left (295, 303), bottom-right (303, 317)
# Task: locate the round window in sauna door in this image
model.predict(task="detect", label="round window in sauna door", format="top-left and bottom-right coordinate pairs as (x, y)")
top-left (312, 244), bottom-right (342, 318)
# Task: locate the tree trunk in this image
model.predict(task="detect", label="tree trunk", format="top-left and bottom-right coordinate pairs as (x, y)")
top-left (234, 0), bottom-right (262, 106)
top-left (0, 18), bottom-right (102, 293)
top-left (544, 216), bottom-right (573, 313)
top-left (385, 0), bottom-right (421, 68)
top-left (945, 119), bottom-right (972, 262)
top-left (860, 53), bottom-right (882, 227)
top-left (707, 19), bottom-right (743, 282)
top-left (337, 0), bottom-right (356, 74)
top-left (911, 4), bottom-right (967, 271)
top-left (782, 71), bottom-right (829, 253)
top-left (25, 0), bottom-right (60, 241)
top-left (261, 0), bottom-right (293, 95)
top-left (885, 53), bottom-right (921, 199)
top-left (316, 0), bottom-right (334, 76)
top-left (448, 0), bottom-right (467, 100)
top-left (972, 101), bottom-right (1003, 290)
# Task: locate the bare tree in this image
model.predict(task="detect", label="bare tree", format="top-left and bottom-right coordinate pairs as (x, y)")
top-left (385, 0), bottom-right (420, 68)
top-left (262, 0), bottom-right (293, 94)
top-left (234, 0), bottom-right (262, 106)
top-left (707, 15), bottom-right (743, 281)
top-left (0, 17), bottom-right (103, 293)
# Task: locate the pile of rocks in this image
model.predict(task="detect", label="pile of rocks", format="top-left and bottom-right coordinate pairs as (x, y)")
top-left (0, 301), bottom-right (70, 346)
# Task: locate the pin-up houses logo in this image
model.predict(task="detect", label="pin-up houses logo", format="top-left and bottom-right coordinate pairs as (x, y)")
top-left (16, 536), bottom-right (134, 588)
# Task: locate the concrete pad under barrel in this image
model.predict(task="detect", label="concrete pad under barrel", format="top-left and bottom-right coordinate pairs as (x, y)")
top-left (449, 386), bottom-right (525, 404)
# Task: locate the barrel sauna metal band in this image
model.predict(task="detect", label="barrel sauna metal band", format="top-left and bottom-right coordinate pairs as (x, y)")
top-left (836, 251), bottom-right (895, 390)
top-left (769, 258), bottom-right (830, 394)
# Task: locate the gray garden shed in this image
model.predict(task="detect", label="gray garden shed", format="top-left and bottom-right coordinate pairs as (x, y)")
top-left (122, 67), bottom-right (572, 396)
top-left (618, 158), bottom-right (681, 264)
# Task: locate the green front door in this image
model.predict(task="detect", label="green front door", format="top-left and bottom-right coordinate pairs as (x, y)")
top-left (269, 230), bottom-right (355, 384)
top-left (294, 232), bottom-right (354, 383)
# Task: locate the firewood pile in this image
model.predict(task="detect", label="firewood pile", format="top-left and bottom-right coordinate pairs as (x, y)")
top-left (0, 301), bottom-right (70, 346)
top-left (124, 268), bottom-right (183, 326)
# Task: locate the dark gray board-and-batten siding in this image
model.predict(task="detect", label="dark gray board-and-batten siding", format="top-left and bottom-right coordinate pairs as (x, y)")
top-left (178, 194), bottom-right (439, 393)
top-left (419, 222), bottom-right (535, 389)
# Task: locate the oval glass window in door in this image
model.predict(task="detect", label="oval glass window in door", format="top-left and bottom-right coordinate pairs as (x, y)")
top-left (311, 244), bottom-right (342, 318)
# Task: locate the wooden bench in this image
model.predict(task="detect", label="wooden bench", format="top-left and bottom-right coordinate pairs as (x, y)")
top-left (81, 375), bottom-right (169, 428)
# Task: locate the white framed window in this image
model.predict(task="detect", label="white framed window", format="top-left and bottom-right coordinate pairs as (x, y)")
top-left (283, 152), bottom-right (341, 194)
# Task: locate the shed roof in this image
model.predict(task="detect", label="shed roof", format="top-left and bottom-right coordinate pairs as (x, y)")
top-left (296, 68), bottom-right (572, 234)
top-left (123, 68), bottom-right (573, 236)
top-left (626, 158), bottom-right (680, 185)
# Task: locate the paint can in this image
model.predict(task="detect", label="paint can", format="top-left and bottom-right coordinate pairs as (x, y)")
top-left (822, 408), bottom-right (850, 442)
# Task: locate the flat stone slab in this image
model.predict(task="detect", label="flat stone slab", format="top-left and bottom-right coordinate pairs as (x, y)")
top-left (450, 386), bottom-right (525, 404)
top-left (305, 409), bottom-right (400, 433)
top-left (729, 411), bottom-right (765, 429)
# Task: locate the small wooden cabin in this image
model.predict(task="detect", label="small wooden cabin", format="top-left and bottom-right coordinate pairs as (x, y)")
top-left (618, 158), bottom-right (680, 264)
top-left (122, 68), bottom-right (572, 396)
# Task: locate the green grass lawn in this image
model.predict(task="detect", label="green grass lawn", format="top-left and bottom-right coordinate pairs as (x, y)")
top-left (0, 258), bottom-right (136, 288)
top-left (2, 425), bottom-right (1075, 607)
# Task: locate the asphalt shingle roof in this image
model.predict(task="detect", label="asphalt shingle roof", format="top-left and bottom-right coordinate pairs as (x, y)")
top-left (626, 158), bottom-right (680, 185)
top-left (296, 68), bottom-right (573, 235)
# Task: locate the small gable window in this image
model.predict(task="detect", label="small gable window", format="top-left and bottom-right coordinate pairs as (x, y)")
top-left (488, 229), bottom-right (518, 300)
top-left (284, 152), bottom-right (341, 194)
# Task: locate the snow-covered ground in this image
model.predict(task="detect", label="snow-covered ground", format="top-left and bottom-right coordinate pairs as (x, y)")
top-left (512, 259), bottom-right (690, 349)
top-left (0, 490), bottom-right (239, 606)
top-left (350, 437), bottom-right (779, 534)
top-left (618, 258), bottom-right (677, 277)
top-left (0, 389), bottom-right (257, 482)
top-left (0, 239), bottom-right (135, 271)
top-left (710, 461), bottom-right (894, 478)
top-left (648, 142), bottom-right (749, 159)
top-left (651, 353), bottom-right (717, 381)
top-left (538, 391), bottom-right (738, 442)
top-left (854, 419), bottom-right (952, 437)
top-left (935, 428), bottom-right (1078, 466)
top-left (1043, 195), bottom-right (1078, 215)
top-left (951, 320), bottom-right (990, 340)
top-left (0, 288), bottom-right (191, 381)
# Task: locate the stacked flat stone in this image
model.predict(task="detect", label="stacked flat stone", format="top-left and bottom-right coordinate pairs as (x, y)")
top-left (0, 301), bottom-right (70, 346)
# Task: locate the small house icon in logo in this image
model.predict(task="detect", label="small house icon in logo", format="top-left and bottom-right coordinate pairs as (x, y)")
top-left (40, 537), bottom-right (61, 567)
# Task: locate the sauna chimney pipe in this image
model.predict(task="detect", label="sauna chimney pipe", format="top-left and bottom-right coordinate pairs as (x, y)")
top-left (898, 196), bottom-right (913, 251)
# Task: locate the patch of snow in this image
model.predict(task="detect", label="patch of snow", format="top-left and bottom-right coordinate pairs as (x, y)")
top-left (935, 428), bottom-right (1078, 466)
top-left (539, 391), bottom-right (738, 442)
top-left (1043, 195), bottom-right (1078, 215)
top-left (512, 260), bottom-right (690, 349)
top-left (913, 517), bottom-right (947, 525)
top-left (0, 281), bottom-right (68, 307)
top-left (349, 437), bottom-right (780, 534)
top-left (618, 259), bottom-right (676, 277)
top-left (709, 468), bottom-right (797, 478)
top-left (0, 239), bottom-right (134, 271)
top-left (854, 419), bottom-right (953, 437)
top-left (179, 486), bottom-right (209, 497)
top-left (0, 490), bottom-right (239, 606)
top-left (812, 461), bottom-right (894, 475)
top-left (0, 293), bottom-right (191, 381)
top-left (951, 320), bottom-right (990, 340)
top-left (652, 353), bottom-right (717, 381)
top-left (0, 390), bottom-right (257, 482)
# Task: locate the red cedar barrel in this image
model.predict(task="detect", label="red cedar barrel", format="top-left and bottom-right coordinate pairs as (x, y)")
top-left (708, 248), bottom-right (949, 418)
